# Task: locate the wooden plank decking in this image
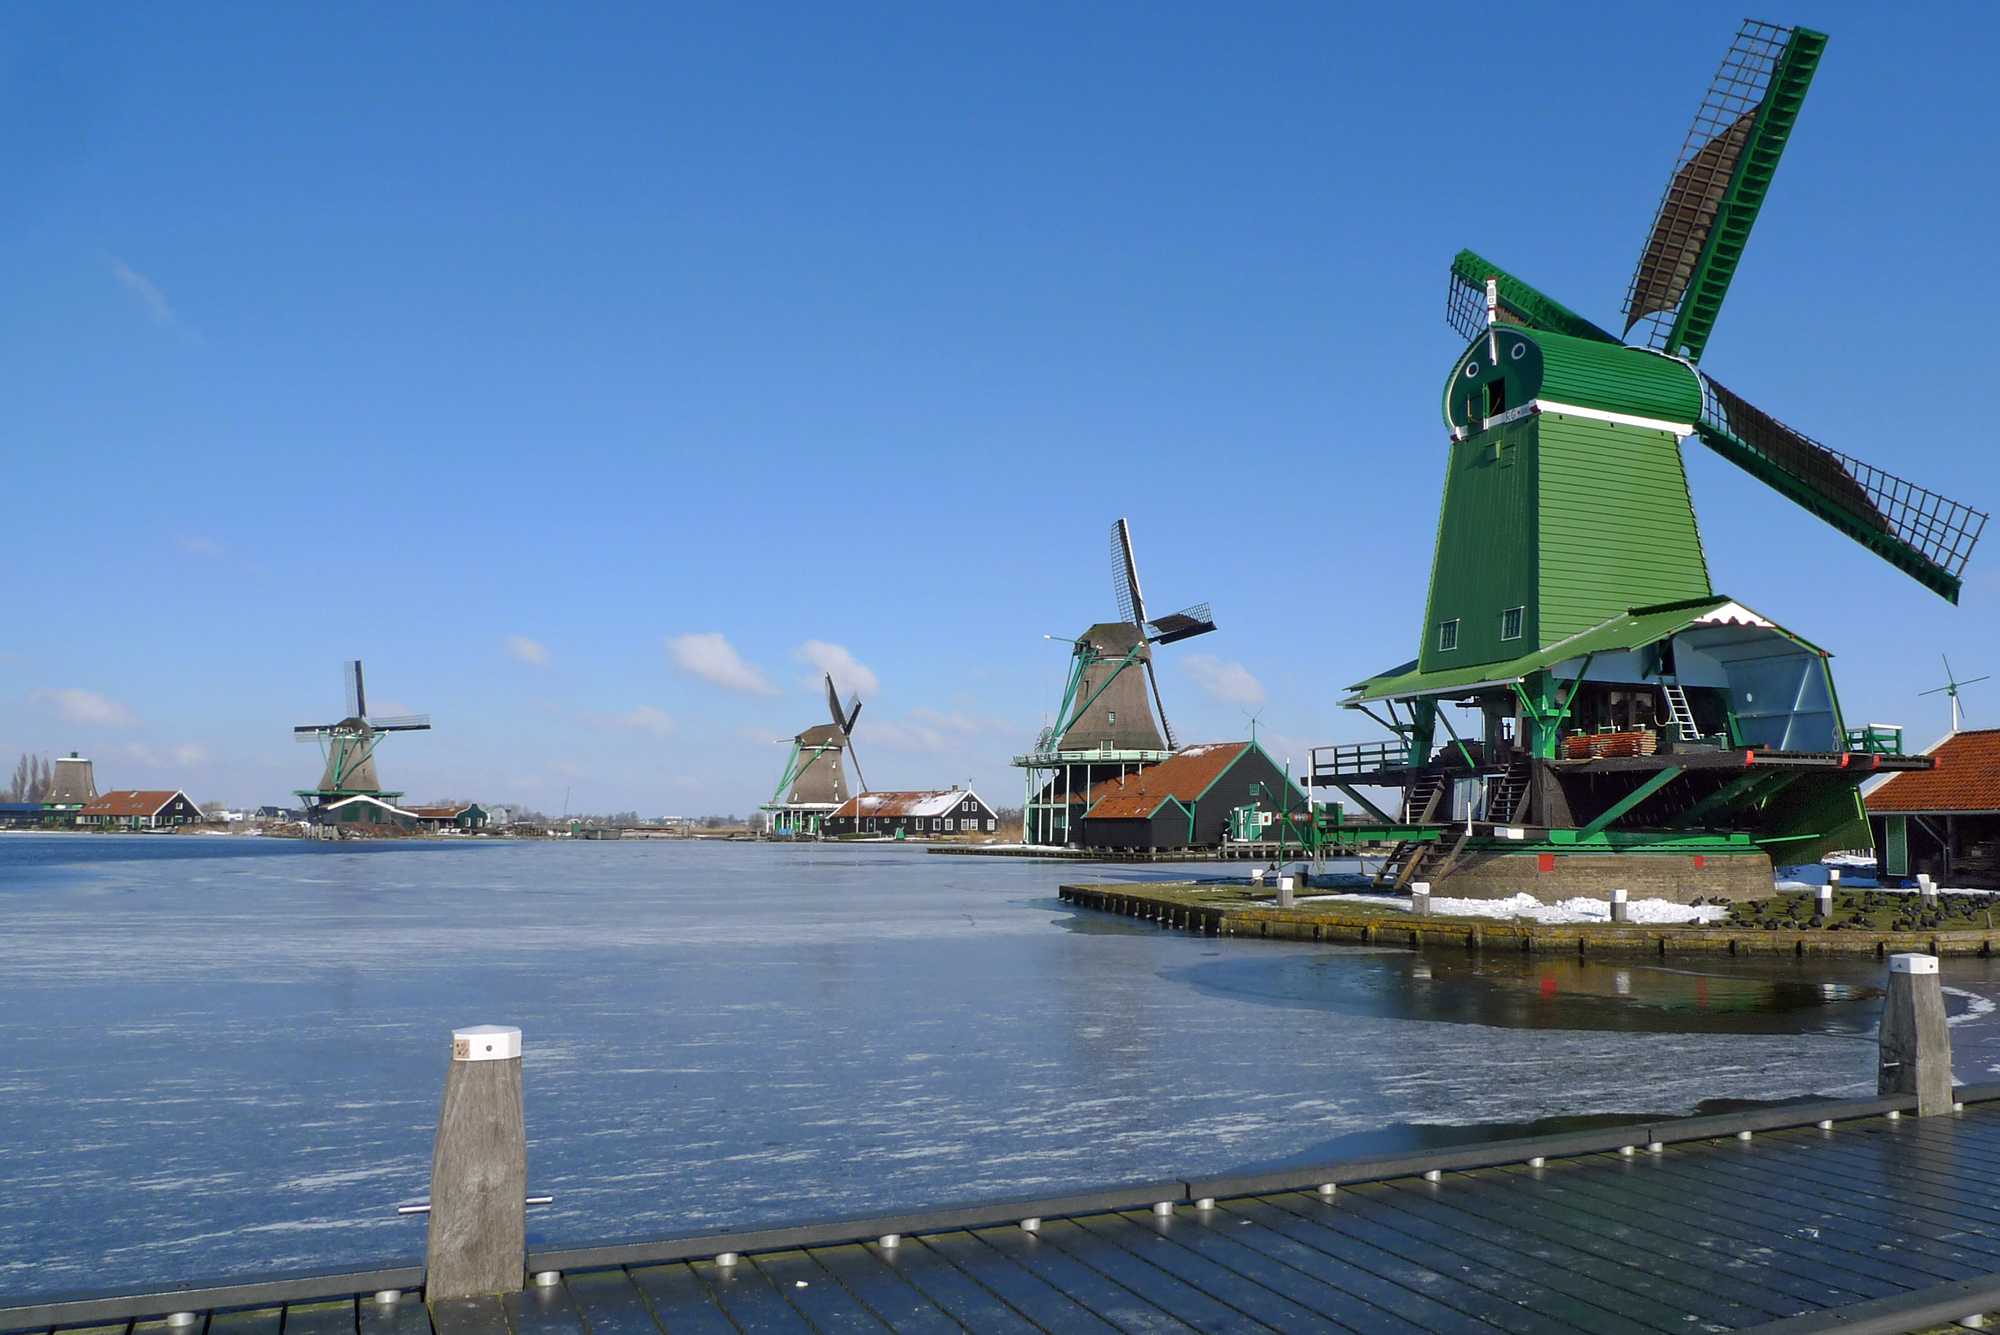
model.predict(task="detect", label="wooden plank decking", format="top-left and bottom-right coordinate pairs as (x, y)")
top-left (16, 1096), bottom-right (2000, 1335)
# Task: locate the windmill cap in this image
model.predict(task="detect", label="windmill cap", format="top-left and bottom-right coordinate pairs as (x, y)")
top-left (452, 1025), bottom-right (522, 1061)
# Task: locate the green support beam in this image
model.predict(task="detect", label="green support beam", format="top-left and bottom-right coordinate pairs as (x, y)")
top-left (1577, 766), bottom-right (1686, 840)
top-left (1331, 782), bottom-right (1397, 826)
top-left (1664, 769), bottom-right (1802, 829)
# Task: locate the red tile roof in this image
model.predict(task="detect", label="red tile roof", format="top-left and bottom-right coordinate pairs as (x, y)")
top-left (1081, 742), bottom-right (1253, 819)
top-left (80, 790), bottom-right (190, 817)
top-left (1866, 728), bottom-right (2000, 814)
top-left (1083, 791), bottom-right (1189, 820)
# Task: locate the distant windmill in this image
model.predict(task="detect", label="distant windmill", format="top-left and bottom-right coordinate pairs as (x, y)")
top-left (762, 673), bottom-right (868, 836)
top-left (1046, 518), bottom-right (1216, 753)
top-left (293, 661), bottom-right (431, 806)
top-left (1920, 656), bottom-right (1989, 734)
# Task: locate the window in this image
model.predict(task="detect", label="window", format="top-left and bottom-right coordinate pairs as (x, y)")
top-left (1107, 711), bottom-right (1116, 726)
top-left (1438, 619), bottom-right (1460, 652)
top-left (944, 819), bottom-right (954, 832)
top-left (1501, 606), bottom-right (1523, 641)
top-left (1484, 379), bottom-right (1506, 417)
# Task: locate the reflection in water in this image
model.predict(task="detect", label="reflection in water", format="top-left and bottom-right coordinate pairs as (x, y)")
top-left (1173, 949), bottom-right (1893, 1035)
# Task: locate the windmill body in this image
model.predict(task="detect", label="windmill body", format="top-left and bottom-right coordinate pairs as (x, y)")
top-left (1016, 519), bottom-right (1216, 846)
top-left (1317, 20), bottom-right (1983, 902)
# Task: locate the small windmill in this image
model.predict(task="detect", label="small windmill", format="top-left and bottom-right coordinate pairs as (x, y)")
top-left (1920, 657), bottom-right (1989, 734)
top-left (1045, 519), bottom-right (1216, 753)
top-left (763, 674), bottom-right (868, 834)
top-left (293, 661), bottom-right (431, 806)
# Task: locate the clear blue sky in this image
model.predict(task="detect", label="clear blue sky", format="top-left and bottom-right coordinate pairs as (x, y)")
top-left (4, 2), bottom-right (1996, 814)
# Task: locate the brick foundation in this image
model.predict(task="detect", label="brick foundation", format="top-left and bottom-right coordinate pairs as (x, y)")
top-left (1432, 850), bottom-right (1773, 904)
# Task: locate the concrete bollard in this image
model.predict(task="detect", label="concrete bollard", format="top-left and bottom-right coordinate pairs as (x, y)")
top-left (426, 1025), bottom-right (528, 1300)
top-left (1816, 885), bottom-right (1833, 921)
top-left (1828, 868), bottom-right (1842, 888)
top-left (1609, 888), bottom-right (1629, 923)
top-left (1276, 875), bottom-right (1295, 909)
top-left (1411, 882), bottom-right (1430, 916)
top-left (1919, 873), bottom-right (1937, 904)
top-left (1250, 867), bottom-right (1266, 888)
top-left (1879, 955), bottom-right (1952, 1117)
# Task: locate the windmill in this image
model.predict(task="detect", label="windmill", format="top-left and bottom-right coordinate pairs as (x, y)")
top-left (1015, 518), bottom-right (1216, 845)
top-left (761, 673), bottom-right (867, 837)
top-left (1920, 657), bottom-right (1989, 734)
top-left (1330, 20), bottom-right (1965, 895)
top-left (1046, 518), bottom-right (1216, 753)
top-left (293, 661), bottom-right (431, 813)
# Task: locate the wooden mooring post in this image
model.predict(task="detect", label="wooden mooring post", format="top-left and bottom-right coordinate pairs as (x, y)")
top-left (425, 1024), bottom-right (528, 1300)
top-left (1879, 954), bottom-right (1953, 1117)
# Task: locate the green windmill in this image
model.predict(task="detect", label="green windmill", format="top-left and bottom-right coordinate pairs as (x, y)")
top-left (1317, 20), bottom-right (1986, 902)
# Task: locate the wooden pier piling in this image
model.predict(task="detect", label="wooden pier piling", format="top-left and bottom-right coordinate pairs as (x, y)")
top-left (1879, 954), bottom-right (1952, 1116)
top-left (425, 1025), bottom-right (528, 1301)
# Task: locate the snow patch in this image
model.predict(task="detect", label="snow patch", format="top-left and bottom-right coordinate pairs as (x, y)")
top-left (1301, 892), bottom-right (1730, 925)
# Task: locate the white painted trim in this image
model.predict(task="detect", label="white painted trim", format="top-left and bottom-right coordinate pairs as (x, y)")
top-left (1534, 400), bottom-right (1692, 435)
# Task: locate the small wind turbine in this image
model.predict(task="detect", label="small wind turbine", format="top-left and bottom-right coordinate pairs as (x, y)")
top-left (1920, 656), bottom-right (1989, 733)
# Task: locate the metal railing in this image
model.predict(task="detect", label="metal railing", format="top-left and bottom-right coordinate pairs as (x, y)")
top-left (1847, 724), bottom-right (1905, 756)
top-left (1310, 741), bottom-right (1406, 778)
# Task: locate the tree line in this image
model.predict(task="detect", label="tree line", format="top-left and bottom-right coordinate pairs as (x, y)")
top-left (7, 755), bottom-right (54, 803)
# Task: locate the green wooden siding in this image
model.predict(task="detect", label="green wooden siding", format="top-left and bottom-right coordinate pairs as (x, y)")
top-left (1537, 413), bottom-right (1711, 642)
top-left (1419, 416), bottom-right (1538, 673)
top-left (1441, 327), bottom-right (1703, 432)
top-left (1528, 329), bottom-right (1703, 425)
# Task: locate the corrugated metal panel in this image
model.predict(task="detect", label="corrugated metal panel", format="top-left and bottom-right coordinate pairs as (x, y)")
top-left (1419, 417), bottom-right (1538, 673)
top-left (1537, 414), bottom-right (1711, 643)
top-left (1532, 329), bottom-right (1703, 424)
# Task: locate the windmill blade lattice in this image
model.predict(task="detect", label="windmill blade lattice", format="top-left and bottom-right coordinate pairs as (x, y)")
top-left (1446, 250), bottom-right (1621, 346)
top-left (1624, 21), bottom-right (1826, 360)
top-left (1695, 374), bottom-right (1987, 602)
top-left (1111, 518), bottom-right (1147, 630)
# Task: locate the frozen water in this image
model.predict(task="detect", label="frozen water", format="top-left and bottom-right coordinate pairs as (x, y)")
top-left (4, 834), bottom-right (2000, 1292)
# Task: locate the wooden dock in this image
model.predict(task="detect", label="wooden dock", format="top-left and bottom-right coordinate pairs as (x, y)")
top-left (12, 1092), bottom-right (2000, 1334)
top-left (1059, 881), bottom-right (2000, 958)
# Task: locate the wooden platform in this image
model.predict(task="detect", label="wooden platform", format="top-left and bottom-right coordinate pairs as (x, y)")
top-left (17, 1094), bottom-right (2000, 1335)
top-left (1059, 881), bottom-right (2000, 958)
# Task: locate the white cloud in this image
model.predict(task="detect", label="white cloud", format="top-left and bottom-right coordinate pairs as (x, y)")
top-left (860, 708), bottom-right (1018, 755)
top-left (174, 743), bottom-right (210, 765)
top-left (579, 705), bottom-right (674, 737)
top-left (32, 688), bottom-right (143, 729)
top-left (1180, 654), bottom-right (1267, 707)
top-left (795, 640), bottom-right (879, 698)
top-left (176, 535), bottom-right (223, 557)
top-left (667, 632), bottom-right (780, 696)
top-left (733, 724), bottom-right (789, 745)
top-left (507, 636), bottom-right (549, 666)
top-left (110, 257), bottom-right (203, 344)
